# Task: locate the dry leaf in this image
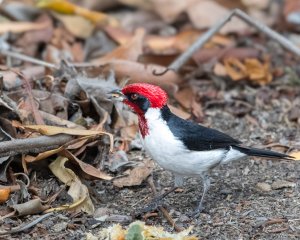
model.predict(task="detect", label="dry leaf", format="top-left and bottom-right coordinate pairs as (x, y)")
top-left (12, 198), bottom-right (48, 216)
top-left (151, 0), bottom-right (194, 23)
top-left (187, 0), bottom-right (248, 34)
top-left (224, 57), bottom-right (273, 84)
top-left (168, 105), bottom-right (191, 119)
top-left (174, 87), bottom-right (195, 109)
top-left (49, 157), bottom-right (94, 214)
top-left (25, 147), bottom-right (64, 163)
top-left (289, 151), bottom-right (300, 160)
top-left (21, 124), bottom-right (112, 138)
top-left (242, 0), bottom-right (270, 10)
top-left (52, 13), bottom-right (94, 38)
top-left (245, 58), bottom-right (272, 84)
top-left (113, 160), bottom-right (154, 187)
top-left (98, 28), bottom-right (145, 62)
top-left (36, 0), bottom-right (118, 26)
top-left (63, 150), bottom-right (113, 180)
top-left (105, 27), bottom-right (233, 55)
top-left (96, 60), bottom-right (182, 87)
top-left (224, 58), bottom-right (247, 81)
top-left (0, 188), bottom-right (11, 203)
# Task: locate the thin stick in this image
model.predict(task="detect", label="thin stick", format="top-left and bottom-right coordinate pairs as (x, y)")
top-left (0, 49), bottom-right (58, 69)
top-left (0, 134), bottom-right (74, 158)
top-left (147, 176), bottom-right (184, 232)
top-left (168, 9), bottom-right (300, 73)
top-left (169, 11), bottom-right (236, 72)
top-left (0, 212), bottom-right (54, 235)
top-left (234, 9), bottom-right (300, 55)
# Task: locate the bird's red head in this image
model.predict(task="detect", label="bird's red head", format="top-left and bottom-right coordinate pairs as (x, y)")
top-left (121, 83), bottom-right (168, 115)
top-left (114, 83), bottom-right (168, 137)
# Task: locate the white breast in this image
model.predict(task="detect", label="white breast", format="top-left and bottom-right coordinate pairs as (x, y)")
top-left (141, 108), bottom-right (246, 176)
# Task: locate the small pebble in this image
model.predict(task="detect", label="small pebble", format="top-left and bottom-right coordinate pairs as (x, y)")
top-left (271, 180), bottom-right (296, 190)
top-left (52, 222), bottom-right (68, 233)
top-left (256, 182), bottom-right (272, 192)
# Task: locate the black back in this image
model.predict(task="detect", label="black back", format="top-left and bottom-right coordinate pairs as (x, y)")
top-left (160, 105), bottom-right (241, 151)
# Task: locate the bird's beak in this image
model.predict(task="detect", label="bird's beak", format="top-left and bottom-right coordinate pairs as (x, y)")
top-left (108, 89), bottom-right (127, 102)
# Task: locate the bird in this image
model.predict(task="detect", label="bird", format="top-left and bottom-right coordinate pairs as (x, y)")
top-left (109, 83), bottom-right (294, 215)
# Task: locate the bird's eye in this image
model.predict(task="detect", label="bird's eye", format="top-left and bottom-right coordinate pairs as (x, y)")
top-left (131, 93), bottom-right (138, 100)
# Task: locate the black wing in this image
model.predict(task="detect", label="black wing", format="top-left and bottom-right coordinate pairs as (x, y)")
top-left (161, 106), bottom-right (241, 151)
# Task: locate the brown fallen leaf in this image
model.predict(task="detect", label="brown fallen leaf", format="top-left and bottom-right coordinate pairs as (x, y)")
top-left (63, 150), bottom-right (113, 180)
top-left (105, 27), bottom-right (233, 55)
top-left (187, 0), bottom-right (248, 34)
top-left (49, 157), bottom-right (94, 214)
top-left (193, 47), bottom-right (260, 64)
top-left (52, 13), bottom-right (94, 38)
top-left (174, 86), bottom-right (195, 109)
top-left (168, 105), bottom-right (191, 119)
top-left (98, 28), bottom-right (145, 62)
top-left (12, 198), bottom-right (48, 216)
top-left (97, 60), bottom-right (182, 88)
top-left (113, 160), bottom-right (154, 187)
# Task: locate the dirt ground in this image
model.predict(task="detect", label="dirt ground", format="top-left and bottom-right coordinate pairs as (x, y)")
top-left (2, 82), bottom-right (299, 240)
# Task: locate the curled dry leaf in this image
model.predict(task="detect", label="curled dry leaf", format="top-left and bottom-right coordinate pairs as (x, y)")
top-left (0, 188), bottom-right (11, 203)
top-left (224, 57), bottom-right (272, 85)
top-left (49, 157), bottom-right (94, 214)
top-left (113, 160), bottom-right (154, 188)
top-left (63, 150), bottom-right (113, 180)
top-left (12, 198), bottom-right (48, 216)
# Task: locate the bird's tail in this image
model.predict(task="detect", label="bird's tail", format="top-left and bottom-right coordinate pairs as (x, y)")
top-left (233, 146), bottom-right (295, 160)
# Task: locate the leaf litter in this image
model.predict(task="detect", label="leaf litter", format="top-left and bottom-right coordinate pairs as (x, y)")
top-left (0, 0), bottom-right (299, 239)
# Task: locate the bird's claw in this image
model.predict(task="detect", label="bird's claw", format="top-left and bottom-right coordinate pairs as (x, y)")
top-left (134, 198), bottom-right (165, 217)
top-left (187, 205), bottom-right (204, 219)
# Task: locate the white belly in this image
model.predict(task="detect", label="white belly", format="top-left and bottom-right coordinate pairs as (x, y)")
top-left (142, 108), bottom-right (246, 176)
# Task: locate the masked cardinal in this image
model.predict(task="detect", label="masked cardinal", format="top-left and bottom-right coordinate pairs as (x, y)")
top-left (109, 83), bottom-right (294, 216)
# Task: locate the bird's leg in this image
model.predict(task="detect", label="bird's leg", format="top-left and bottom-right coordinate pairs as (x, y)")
top-left (190, 175), bottom-right (211, 217)
top-left (136, 175), bottom-right (183, 215)
top-left (138, 186), bottom-right (178, 214)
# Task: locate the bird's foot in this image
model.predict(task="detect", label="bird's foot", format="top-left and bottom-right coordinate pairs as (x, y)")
top-left (187, 205), bottom-right (204, 219)
top-left (134, 197), bottom-right (165, 217)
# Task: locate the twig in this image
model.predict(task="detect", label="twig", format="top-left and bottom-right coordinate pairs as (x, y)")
top-left (147, 176), bottom-right (184, 232)
top-left (167, 9), bottom-right (300, 73)
top-left (234, 9), bottom-right (300, 55)
top-left (13, 173), bottom-right (30, 187)
top-left (0, 134), bottom-right (74, 158)
top-left (0, 212), bottom-right (54, 235)
top-left (0, 49), bottom-right (58, 69)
